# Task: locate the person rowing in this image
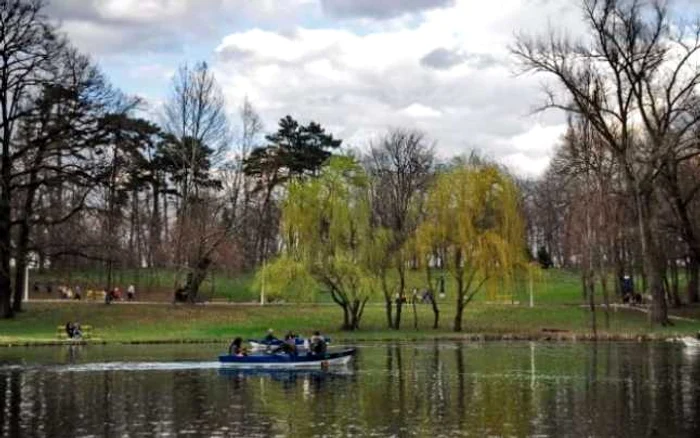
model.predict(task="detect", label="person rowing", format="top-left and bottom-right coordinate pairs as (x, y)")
top-left (228, 337), bottom-right (247, 356)
top-left (263, 328), bottom-right (277, 343)
top-left (272, 332), bottom-right (298, 356)
top-left (309, 331), bottom-right (327, 355)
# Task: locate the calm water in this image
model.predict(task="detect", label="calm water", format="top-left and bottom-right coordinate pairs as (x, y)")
top-left (0, 341), bottom-right (698, 437)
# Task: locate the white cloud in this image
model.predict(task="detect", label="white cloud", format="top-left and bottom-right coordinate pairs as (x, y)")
top-left (501, 153), bottom-right (552, 178)
top-left (46, 0), bottom-right (593, 176)
top-left (211, 0), bottom-right (583, 175)
top-left (511, 123), bottom-right (568, 155)
top-left (401, 103), bottom-right (443, 118)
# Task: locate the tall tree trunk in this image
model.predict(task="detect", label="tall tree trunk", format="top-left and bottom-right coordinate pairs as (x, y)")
top-left (600, 271), bottom-right (610, 330)
top-left (670, 260), bottom-right (681, 308)
top-left (150, 181), bottom-right (161, 267)
top-left (162, 192), bottom-right (168, 237)
top-left (12, 223), bottom-right (30, 313)
top-left (633, 185), bottom-right (668, 325)
top-left (614, 238), bottom-right (624, 298)
top-left (687, 253), bottom-right (700, 304)
top-left (430, 295), bottom-right (440, 329)
top-left (341, 303), bottom-right (351, 330)
top-left (412, 296), bottom-right (418, 329)
top-left (587, 272), bottom-right (597, 339)
top-left (128, 189), bottom-right (137, 267)
top-left (453, 278), bottom-right (464, 332)
top-left (349, 298), bottom-right (366, 330)
top-left (394, 299), bottom-right (403, 330)
top-left (453, 300), bottom-right (463, 332)
top-left (183, 256), bottom-right (212, 303)
top-left (384, 297), bottom-right (393, 329)
top-left (393, 264), bottom-right (406, 329)
top-left (381, 275), bottom-right (393, 329)
top-left (0, 130), bottom-right (13, 318)
top-left (425, 264), bottom-right (440, 329)
top-left (642, 212), bottom-right (669, 325)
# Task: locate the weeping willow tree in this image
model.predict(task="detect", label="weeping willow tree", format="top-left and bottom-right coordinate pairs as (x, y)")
top-left (416, 163), bottom-right (527, 332)
top-left (258, 156), bottom-right (379, 330)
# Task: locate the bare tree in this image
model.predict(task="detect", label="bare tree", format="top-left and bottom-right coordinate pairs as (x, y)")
top-left (10, 46), bottom-right (129, 311)
top-left (162, 61), bottom-right (231, 265)
top-left (365, 128), bottom-right (434, 329)
top-left (512, 0), bottom-right (700, 325)
top-left (161, 61), bottom-right (233, 299)
top-left (0, 0), bottom-right (61, 317)
top-left (222, 97), bottom-right (263, 271)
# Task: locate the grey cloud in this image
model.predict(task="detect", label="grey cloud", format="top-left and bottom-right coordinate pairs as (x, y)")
top-left (320, 0), bottom-right (455, 19)
top-left (46, 0), bottom-right (103, 22)
top-left (420, 48), bottom-right (464, 70)
top-left (47, 0), bottom-right (209, 54)
top-left (420, 48), bottom-right (500, 70)
top-left (45, 0), bottom-right (316, 55)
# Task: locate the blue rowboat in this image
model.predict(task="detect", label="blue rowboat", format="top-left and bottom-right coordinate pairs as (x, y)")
top-left (219, 348), bottom-right (355, 369)
top-left (217, 367), bottom-right (354, 379)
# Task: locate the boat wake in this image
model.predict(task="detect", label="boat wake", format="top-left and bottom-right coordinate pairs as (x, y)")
top-left (0, 361), bottom-right (223, 373)
top-left (0, 360), bottom-right (356, 374)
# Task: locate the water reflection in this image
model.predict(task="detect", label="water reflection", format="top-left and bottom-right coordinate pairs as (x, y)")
top-left (0, 342), bottom-right (699, 437)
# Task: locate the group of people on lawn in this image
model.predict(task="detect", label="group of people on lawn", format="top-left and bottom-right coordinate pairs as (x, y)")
top-left (36, 282), bottom-right (137, 302)
top-left (229, 329), bottom-right (328, 357)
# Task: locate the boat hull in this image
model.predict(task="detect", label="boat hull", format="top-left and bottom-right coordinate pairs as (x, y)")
top-left (681, 337), bottom-right (700, 348)
top-left (219, 348), bottom-right (355, 369)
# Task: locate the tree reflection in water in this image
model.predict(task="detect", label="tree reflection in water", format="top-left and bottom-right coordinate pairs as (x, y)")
top-left (0, 342), bottom-right (699, 437)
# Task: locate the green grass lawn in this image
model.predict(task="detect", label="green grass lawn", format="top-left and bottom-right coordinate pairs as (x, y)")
top-left (12, 267), bottom-right (698, 346)
top-left (1, 300), bottom-right (698, 345)
top-left (30, 267), bottom-right (585, 305)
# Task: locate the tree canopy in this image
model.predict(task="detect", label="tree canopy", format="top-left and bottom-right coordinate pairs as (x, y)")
top-left (258, 155), bottom-right (378, 330)
top-left (416, 163), bottom-right (527, 331)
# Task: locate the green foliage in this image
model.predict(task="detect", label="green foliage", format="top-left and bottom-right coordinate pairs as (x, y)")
top-left (261, 156), bottom-right (379, 329)
top-left (243, 115), bottom-right (342, 191)
top-left (416, 163), bottom-right (529, 330)
top-left (253, 256), bottom-right (318, 302)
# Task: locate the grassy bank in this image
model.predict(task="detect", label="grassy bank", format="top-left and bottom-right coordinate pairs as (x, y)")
top-left (30, 267), bottom-right (583, 304)
top-left (1, 301), bottom-right (699, 346)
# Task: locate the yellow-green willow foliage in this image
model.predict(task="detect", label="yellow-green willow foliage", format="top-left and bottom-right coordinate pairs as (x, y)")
top-left (257, 156), bottom-right (380, 330)
top-left (416, 164), bottom-right (527, 332)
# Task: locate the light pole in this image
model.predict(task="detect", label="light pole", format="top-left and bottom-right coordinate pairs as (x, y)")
top-left (23, 265), bottom-right (29, 302)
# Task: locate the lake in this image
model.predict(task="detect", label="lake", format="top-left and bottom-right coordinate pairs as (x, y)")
top-left (0, 341), bottom-right (698, 437)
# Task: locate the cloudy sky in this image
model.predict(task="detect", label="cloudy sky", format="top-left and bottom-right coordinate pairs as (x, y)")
top-left (45, 0), bottom-right (591, 177)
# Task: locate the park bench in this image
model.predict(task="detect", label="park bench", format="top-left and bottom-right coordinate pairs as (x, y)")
top-left (56, 324), bottom-right (93, 339)
top-left (85, 290), bottom-right (107, 301)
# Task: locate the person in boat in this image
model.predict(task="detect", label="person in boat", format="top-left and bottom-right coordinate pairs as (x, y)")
top-left (275, 332), bottom-right (297, 355)
top-left (309, 331), bottom-right (327, 354)
top-left (229, 337), bottom-right (247, 356)
top-left (263, 328), bottom-right (277, 343)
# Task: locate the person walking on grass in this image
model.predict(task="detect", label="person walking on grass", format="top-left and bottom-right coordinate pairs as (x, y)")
top-left (127, 284), bottom-right (136, 301)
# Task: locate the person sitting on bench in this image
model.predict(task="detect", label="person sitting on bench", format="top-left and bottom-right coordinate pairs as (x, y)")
top-left (65, 322), bottom-right (82, 339)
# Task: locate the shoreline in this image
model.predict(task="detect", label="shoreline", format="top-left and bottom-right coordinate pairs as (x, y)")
top-left (0, 331), bottom-right (685, 348)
